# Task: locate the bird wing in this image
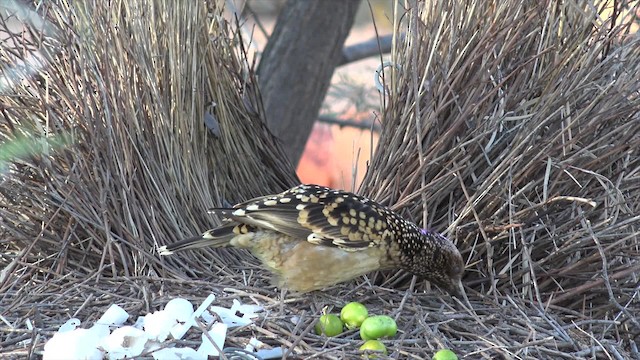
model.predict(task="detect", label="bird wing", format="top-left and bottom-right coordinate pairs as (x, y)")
top-left (209, 185), bottom-right (404, 251)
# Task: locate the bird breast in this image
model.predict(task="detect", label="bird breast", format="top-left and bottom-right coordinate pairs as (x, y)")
top-left (240, 230), bottom-right (391, 293)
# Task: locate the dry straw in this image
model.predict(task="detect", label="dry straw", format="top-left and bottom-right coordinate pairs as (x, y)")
top-left (0, 0), bottom-right (638, 359)
top-left (362, 0), bottom-right (640, 357)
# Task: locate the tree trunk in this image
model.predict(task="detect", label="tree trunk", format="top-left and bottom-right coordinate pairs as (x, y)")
top-left (257, 0), bottom-right (361, 166)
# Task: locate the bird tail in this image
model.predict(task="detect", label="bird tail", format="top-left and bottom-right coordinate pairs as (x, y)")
top-left (158, 224), bottom-right (236, 255)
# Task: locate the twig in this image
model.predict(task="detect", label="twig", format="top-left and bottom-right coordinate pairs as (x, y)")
top-left (317, 115), bottom-right (381, 132)
top-left (339, 34), bottom-right (399, 65)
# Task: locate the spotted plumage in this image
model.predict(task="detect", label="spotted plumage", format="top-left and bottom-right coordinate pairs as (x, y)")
top-left (158, 184), bottom-right (464, 294)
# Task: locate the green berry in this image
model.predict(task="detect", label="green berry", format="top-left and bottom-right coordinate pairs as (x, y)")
top-left (359, 315), bottom-right (397, 340)
top-left (340, 302), bottom-right (369, 329)
top-left (314, 314), bottom-right (343, 336)
top-left (433, 349), bottom-right (458, 360)
top-left (359, 340), bottom-right (387, 357)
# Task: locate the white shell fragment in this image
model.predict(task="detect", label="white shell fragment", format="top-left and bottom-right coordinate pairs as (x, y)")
top-left (143, 310), bottom-right (174, 342)
top-left (97, 304), bottom-right (129, 327)
top-left (42, 294), bottom-right (261, 360)
top-left (152, 347), bottom-right (203, 360)
top-left (209, 299), bottom-right (263, 327)
top-left (197, 322), bottom-right (227, 357)
top-left (101, 326), bottom-right (148, 360)
top-left (43, 326), bottom-right (104, 360)
top-left (58, 318), bottom-right (81, 333)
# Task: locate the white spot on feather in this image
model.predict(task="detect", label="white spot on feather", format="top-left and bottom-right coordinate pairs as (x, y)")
top-left (233, 209), bottom-right (246, 216)
top-left (307, 233), bottom-right (324, 244)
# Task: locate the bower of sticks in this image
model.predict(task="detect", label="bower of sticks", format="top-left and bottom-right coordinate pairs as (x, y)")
top-left (1, 1), bottom-right (639, 359)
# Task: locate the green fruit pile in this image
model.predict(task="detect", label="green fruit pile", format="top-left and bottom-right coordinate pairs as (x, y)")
top-left (314, 303), bottom-right (461, 359)
top-left (314, 302), bottom-right (403, 357)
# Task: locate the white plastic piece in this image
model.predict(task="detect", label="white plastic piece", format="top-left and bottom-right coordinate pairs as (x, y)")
top-left (164, 298), bottom-right (194, 322)
top-left (43, 327), bottom-right (104, 360)
top-left (58, 318), bottom-right (81, 333)
top-left (102, 326), bottom-right (148, 360)
top-left (144, 341), bottom-right (162, 354)
top-left (170, 322), bottom-right (190, 340)
top-left (196, 322), bottom-right (227, 357)
top-left (143, 311), bottom-right (174, 342)
top-left (133, 315), bottom-right (146, 329)
top-left (208, 306), bottom-right (249, 327)
top-left (248, 337), bottom-right (265, 349)
top-left (43, 294), bottom-right (226, 360)
top-left (200, 310), bottom-right (215, 324)
top-left (256, 347), bottom-right (285, 359)
top-left (164, 298), bottom-right (195, 340)
top-left (89, 323), bottom-right (110, 341)
top-left (209, 299), bottom-right (262, 328)
top-left (231, 299), bottom-right (262, 317)
top-left (193, 294), bottom-right (216, 318)
top-left (172, 294), bottom-right (217, 339)
top-left (152, 347), bottom-right (205, 360)
top-left (97, 304), bottom-right (129, 326)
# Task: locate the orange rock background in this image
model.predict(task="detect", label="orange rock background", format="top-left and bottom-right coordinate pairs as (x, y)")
top-left (294, 2), bottom-right (392, 190)
top-left (297, 109), bottom-right (379, 191)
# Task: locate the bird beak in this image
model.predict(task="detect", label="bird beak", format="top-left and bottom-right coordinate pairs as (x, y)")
top-left (455, 280), bottom-right (467, 297)
top-left (449, 279), bottom-right (463, 297)
top-left (451, 279), bottom-right (472, 307)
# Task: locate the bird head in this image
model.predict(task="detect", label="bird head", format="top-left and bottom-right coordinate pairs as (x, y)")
top-left (402, 229), bottom-right (465, 296)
